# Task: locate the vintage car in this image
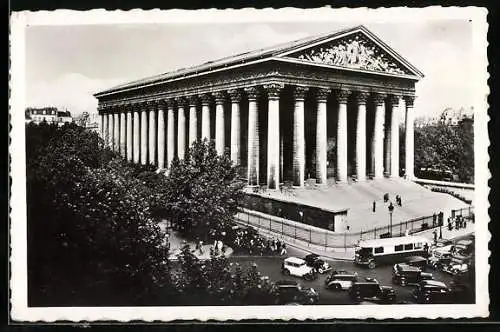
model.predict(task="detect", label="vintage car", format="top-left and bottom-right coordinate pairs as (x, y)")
top-left (304, 253), bottom-right (332, 274)
top-left (405, 256), bottom-right (428, 270)
top-left (428, 251), bottom-right (453, 270)
top-left (271, 280), bottom-right (319, 305)
top-left (392, 263), bottom-right (433, 286)
top-left (412, 280), bottom-right (453, 304)
top-left (324, 270), bottom-right (359, 291)
top-left (442, 262), bottom-right (469, 276)
top-left (349, 278), bottom-right (396, 304)
top-left (281, 257), bottom-right (318, 281)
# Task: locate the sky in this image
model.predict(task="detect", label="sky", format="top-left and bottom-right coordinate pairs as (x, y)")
top-left (24, 19), bottom-right (479, 118)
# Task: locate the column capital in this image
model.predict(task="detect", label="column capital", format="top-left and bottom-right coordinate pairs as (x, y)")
top-left (188, 95), bottom-right (198, 107)
top-left (146, 100), bottom-right (157, 110)
top-left (156, 99), bottom-right (167, 109)
top-left (263, 83), bottom-right (284, 99)
top-left (125, 104), bottom-right (134, 113)
top-left (166, 98), bottom-right (176, 108)
top-left (404, 95), bottom-right (415, 107)
top-left (244, 86), bottom-right (260, 100)
top-left (388, 94), bottom-right (401, 106)
top-left (355, 91), bottom-right (370, 105)
top-left (293, 86), bottom-right (309, 100)
top-left (372, 92), bottom-right (387, 106)
top-left (335, 89), bottom-right (351, 103)
top-left (213, 91), bottom-right (226, 105)
top-left (316, 88), bottom-right (330, 101)
top-left (175, 96), bottom-right (188, 107)
top-left (227, 89), bottom-right (243, 102)
top-left (201, 93), bottom-right (212, 105)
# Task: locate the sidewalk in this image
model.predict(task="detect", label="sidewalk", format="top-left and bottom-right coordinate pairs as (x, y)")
top-left (158, 221), bottom-right (234, 261)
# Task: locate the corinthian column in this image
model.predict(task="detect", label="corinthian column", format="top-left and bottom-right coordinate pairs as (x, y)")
top-left (188, 95), bottom-right (198, 146)
top-left (214, 91), bottom-right (226, 155)
top-left (228, 89), bottom-right (242, 165)
top-left (336, 89), bottom-right (351, 183)
top-left (293, 86), bottom-right (308, 187)
top-left (264, 83), bottom-right (283, 189)
top-left (201, 94), bottom-right (211, 141)
top-left (126, 107), bottom-right (133, 161)
top-left (177, 97), bottom-right (186, 159)
top-left (99, 112), bottom-right (104, 138)
top-left (103, 112), bottom-right (109, 146)
top-left (355, 91), bottom-right (369, 182)
top-left (157, 100), bottom-right (166, 169)
top-left (113, 110), bottom-right (120, 153)
top-left (389, 95), bottom-right (400, 177)
top-left (316, 88), bottom-right (329, 185)
top-left (148, 102), bottom-right (157, 165)
top-left (245, 87), bottom-right (260, 186)
top-left (133, 107), bottom-right (140, 164)
top-left (373, 93), bottom-right (386, 179)
top-left (120, 110), bottom-right (126, 156)
top-left (166, 99), bottom-right (175, 168)
top-left (140, 105), bottom-right (148, 165)
top-left (404, 96), bottom-right (415, 179)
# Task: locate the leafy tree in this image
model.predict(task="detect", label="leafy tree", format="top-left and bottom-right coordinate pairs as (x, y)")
top-left (163, 139), bottom-right (245, 240)
top-left (26, 123), bottom-right (171, 305)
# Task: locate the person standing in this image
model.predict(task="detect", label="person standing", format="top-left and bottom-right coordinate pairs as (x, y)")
top-left (372, 201), bottom-right (376, 212)
top-left (433, 229), bottom-right (438, 245)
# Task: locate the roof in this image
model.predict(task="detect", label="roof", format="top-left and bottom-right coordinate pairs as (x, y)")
top-left (358, 236), bottom-right (432, 248)
top-left (95, 25), bottom-right (424, 98)
top-left (420, 280), bottom-right (448, 288)
top-left (285, 257), bottom-right (306, 264)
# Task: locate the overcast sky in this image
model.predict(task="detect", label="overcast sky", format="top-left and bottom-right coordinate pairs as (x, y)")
top-left (25, 19), bottom-right (478, 118)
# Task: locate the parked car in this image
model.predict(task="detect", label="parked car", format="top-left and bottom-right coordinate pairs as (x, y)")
top-left (304, 253), bottom-right (332, 274)
top-left (349, 278), bottom-right (396, 304)
top-left (428, 251), bottom-right (453, 270)
top-left (281, 257), bottom-right (318, 281)
top-left (325, 270), bottom-right (358, 291)
top-left (392, 263), bottom-right (433, 286)
top-left (442, 262), bottom-right (469, 276)
top-left (271, 280), bottom-right (319, 305)
top-left (405, 256), bottom-right (428, 270)
top-left (412, 280), bottom-right (453, 304)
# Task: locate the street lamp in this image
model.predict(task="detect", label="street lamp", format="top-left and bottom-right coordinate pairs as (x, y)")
top-left (388, 202), bottom-right (394, 237)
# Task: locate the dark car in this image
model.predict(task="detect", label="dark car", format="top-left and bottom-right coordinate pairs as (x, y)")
top-left (325, 270), bottom-right (358, 291)
top-left (405, 256), bottom-right (428, 270)
top-left (271, 280), bottom-right (319, 305)
top-left (392, 263), bottom-right (433, 286)
top-left (428, 252), bottom-right (453, 270)
top-left (304, 253), bottom-right (332, 274)
top-left (412, 280), bottom-right (453, 304)
top-left (349, 278), bottom-right (396, 304)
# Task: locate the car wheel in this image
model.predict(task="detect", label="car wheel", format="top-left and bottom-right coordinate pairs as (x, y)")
top-left (368, 261), bottom-right (376, 269)
top-left (283, 269), bottom-right (290, 276)
top-left (335, 284), bottom-right (342, 291)
top-left (304, 274), bottom-right (312, 281)
top-left (400, 279), bottom-right (407, 286)
top-left (318, 267), bottom-right (324, 274)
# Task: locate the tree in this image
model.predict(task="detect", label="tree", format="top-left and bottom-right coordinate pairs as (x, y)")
top-left (26, 123), bottom-right (171, 305)
top-left (163, 139), bottom-right (245, 240)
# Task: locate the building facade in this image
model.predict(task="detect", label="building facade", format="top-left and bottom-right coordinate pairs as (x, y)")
top-left (94, 25), bottom-right (423, 188)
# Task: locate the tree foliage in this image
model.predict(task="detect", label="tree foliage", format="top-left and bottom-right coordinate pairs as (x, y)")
top-left (414, 118), bottom-right (474, 183)
top-left (26, 123), bottom-right (171, 305)
top-left (163, 139), bottom-right (245, 240)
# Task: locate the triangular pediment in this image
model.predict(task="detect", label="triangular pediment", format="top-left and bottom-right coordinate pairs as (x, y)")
top-left (281, 29), bottom-right (419, 77)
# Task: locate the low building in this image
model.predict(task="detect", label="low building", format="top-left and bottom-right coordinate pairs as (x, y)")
top-left (26, 107), bottom-right (58, 124)
top-left (57, 111), bottom-right (73, 126)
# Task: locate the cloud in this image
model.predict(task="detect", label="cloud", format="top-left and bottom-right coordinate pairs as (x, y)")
top-left (26, 73), bottom-right (126, 116)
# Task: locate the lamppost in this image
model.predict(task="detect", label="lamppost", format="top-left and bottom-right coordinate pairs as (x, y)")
top-left (388, 202), bottom-right (394, 237)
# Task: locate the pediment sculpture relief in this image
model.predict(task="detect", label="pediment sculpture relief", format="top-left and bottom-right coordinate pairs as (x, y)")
top-left (292, 34), bottom-right (410, 75)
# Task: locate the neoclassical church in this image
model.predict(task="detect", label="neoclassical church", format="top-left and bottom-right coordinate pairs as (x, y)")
top-left (95, 25), bottom-right (423, 189)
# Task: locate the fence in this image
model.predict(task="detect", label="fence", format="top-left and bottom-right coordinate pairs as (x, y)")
top-left (451, 206), bottom-right (475, 220)
top-left (235, 206), bottom-right (474, 250)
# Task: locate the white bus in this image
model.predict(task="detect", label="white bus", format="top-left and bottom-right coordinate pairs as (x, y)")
top-left (354, 236), bottom-right (433, 269)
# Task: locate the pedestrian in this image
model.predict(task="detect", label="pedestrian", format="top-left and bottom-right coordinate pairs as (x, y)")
top-left (432, 213), bottom-right (437, 227)
top-left (372, 200), bottom-right (376, 212)
top-left (447, 218), bottom-right (452, 231)
top-left (277, 240), bottom-right (282, 253)
top-left (384, 193), bottom-right (389, 203)
top-left (463, 218), bottom-right (467, 229)
top-left (280, 243), bottom-right (287, 256)
top-left (433, 229), bottom-right (438, 245)
top-left (455, 217), bottom-right (460, 230)
top-left (423, 242), bottom-right (429, 256)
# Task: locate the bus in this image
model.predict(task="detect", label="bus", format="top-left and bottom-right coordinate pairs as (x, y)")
top-left (354, 236), bottom-right (433, 269)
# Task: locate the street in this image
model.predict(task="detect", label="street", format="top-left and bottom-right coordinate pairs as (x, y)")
top-left (229, 245), bottom-right (472, 305)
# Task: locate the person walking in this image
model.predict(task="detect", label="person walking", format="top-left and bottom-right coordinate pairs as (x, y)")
top-left (433, 229), bottom-right (438, 245)
top-left (280, 243), bottom-right (287, 256)
top-left (372, 200), bottom-right (376, 212)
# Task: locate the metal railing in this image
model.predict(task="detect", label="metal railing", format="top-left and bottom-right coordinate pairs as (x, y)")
top-left (235, 206), bottom-right (474, 250)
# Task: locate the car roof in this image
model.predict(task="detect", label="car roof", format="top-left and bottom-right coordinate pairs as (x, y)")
top-left (306, 253), bottom-right (319, 257)
top-left (396, 263), bottom-right (421, 272)
top-left (406, 256), bottom-right (427, 262)
top-left (285, 257), bottom-right (306, 264)
top-left (420, 280), bottom-right (447, 288)
top-left (275, 280), bottom-right (299, 286)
